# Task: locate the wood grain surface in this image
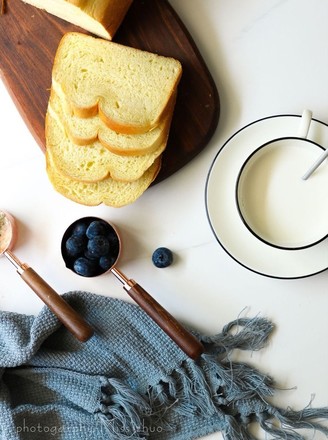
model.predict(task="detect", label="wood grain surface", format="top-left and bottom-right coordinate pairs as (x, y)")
top-left (0, 0), bottom-right (219, 183)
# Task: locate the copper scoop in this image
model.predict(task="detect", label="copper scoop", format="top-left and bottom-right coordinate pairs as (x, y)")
top-left (0, 210), bottom-right (93, 342)
top-left (62, 216), bottom-right (204, 360)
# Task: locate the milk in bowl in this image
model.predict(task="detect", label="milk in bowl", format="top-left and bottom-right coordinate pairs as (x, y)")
top-left (236, 137), bottom-right (328, 249)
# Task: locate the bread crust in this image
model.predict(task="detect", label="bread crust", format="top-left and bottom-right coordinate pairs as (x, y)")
top-left (22, 0), bottom-right (133, 40)
top-left (52, 33), bottom-right (182, 134)
top-left (46, 151), bottom-right (161, 207)
top-left (45, 110), bottom-right (167, 183)
top-left (48, 88), bottom-right (175, 155)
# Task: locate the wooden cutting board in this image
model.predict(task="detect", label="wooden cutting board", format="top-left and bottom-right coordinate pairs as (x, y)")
top-left (0, 0), bottom-right (219, 183)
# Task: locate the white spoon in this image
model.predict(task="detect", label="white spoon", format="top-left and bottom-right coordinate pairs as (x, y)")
top-left (302, 148), bottom-right (328, 180)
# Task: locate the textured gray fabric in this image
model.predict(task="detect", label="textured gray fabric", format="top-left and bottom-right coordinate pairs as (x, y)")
top-left (0, 291), bottom-right (327, 439)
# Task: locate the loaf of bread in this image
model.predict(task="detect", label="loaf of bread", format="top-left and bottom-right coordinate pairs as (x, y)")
top-left (48, 89), bottom-right (173, 155)
top-left (45, 32), bottom-right (181, 206)
top-left (22, 0), bottom-right (132, 40)
top-left (46, 152), bottom-right (161, 207)
top-left (52, 33), bottom-right (182, 134)
top-left (46, 110), bottom-right (167, 182)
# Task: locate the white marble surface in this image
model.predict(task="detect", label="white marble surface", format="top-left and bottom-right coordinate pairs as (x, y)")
top-left (1, 1), bottom-right (328, 438)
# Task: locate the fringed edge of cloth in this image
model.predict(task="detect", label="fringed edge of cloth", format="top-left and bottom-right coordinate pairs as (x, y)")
top-left (95, 316), bottom-right (328, 439)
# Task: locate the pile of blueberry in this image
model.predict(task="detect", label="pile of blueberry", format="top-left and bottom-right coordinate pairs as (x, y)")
top-left (61, 217), bottom-right (120, 277)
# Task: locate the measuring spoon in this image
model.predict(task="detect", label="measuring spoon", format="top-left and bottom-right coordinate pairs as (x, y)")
top-left (61, 217), bottom-right (204, 360)
top-left (0, 210), bottom-right (94, 342)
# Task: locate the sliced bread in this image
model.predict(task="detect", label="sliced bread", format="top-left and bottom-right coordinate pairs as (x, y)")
top-left (48, 89), bottom-right (173, 155)
top-left (46, 151), bottom-right (161, 207)
top-left (22, 0), bottom-right (132, 40)
top-left (45, 110), bottom-right (166, 182)
top-left (52, 32), bottom-right (182, 134)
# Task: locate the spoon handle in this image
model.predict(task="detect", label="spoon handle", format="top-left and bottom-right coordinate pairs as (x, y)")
top-left (20, 267), bottom-right (94, 342)
top-left (302, 148), bottom-right (328, 180)
top-left (124, 280), bottom-right (204, 360)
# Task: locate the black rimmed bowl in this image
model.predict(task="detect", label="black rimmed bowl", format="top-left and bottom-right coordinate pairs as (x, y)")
top-left (235, 137), bottom-right (328, 250)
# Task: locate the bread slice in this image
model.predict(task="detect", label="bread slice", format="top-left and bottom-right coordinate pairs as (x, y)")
top-left (52, 32), bottom-right (182, 134)
top-left (45, 110), bottom-right (166, 182)
top-left (48, 88), bottom-right (173, 155)
top-left (46, 151), bottom-right (161, 207)
top-left (22, 0), bottom-right (132, 40)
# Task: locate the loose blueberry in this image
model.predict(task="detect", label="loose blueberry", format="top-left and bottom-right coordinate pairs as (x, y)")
top-left (87, 235), bottom-right (110, 258)
top-left (65, 235), bottom-right (86, 257)
top-left (86, 220), bottom-right (111, 239)
top-left (73, 257), bottom-right (97, 277)
top-left (72, 221), bottom-right (88, 237)
top-left (152, 247), bottom-right (173, 268)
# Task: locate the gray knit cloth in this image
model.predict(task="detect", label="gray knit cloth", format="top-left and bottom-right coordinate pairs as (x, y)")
top-left (0, 291), bottom-right (327, 439)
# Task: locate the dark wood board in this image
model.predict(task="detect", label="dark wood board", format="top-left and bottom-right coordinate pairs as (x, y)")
top-left (0, 0), bottom-right (219, 183)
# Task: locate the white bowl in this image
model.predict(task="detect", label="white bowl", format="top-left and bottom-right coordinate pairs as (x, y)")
top-left (236, 137), bottom-right (328, 250)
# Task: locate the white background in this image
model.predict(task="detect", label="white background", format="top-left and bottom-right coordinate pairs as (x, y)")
top-left (1, 1), bottom-right (328, 438)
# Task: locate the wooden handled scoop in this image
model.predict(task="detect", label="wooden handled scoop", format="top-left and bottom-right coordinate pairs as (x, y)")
top-left (0, 210), bottom-right (94, 342)
top-left (61, 216), bottom-right (204, 360)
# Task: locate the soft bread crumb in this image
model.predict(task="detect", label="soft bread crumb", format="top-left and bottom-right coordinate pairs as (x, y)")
top-left (46, 152), bottom-right (161, 207)
top-left (45, 110), bottom-right (167, 182)
top-left (52, 32), bottom-right (182, 134)
top-left (48, 88), bottom-right (174, 155)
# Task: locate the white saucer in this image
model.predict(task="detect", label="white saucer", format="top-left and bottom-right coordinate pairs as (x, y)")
top-left (205, 114), bottom-right (328, 279)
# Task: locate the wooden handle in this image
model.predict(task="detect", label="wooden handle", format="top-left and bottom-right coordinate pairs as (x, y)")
top-left (124, 280), bottom-right (204, 360)
top-left (20, 267), bottom-right (94, 342)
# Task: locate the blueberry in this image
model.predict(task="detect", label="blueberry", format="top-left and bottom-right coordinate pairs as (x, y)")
top-left (72, 221), bottom-right (88, 237)
top-left (84, 249), bottom-right (99, 261)
top-left (86, 220), bottom-right (110, 239)
top-left (87, 235), bottom-right (110, 258)
top-left (99, 255), bottom-right (116, 271)
top-left (152, 247), bottom-right (173, 268)
top-left (108, 232), bottom-right (120, 254)
top-left (65, 235), bottom-right (86, 257)
top-left (73, 257), bottom-right (97, 277)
